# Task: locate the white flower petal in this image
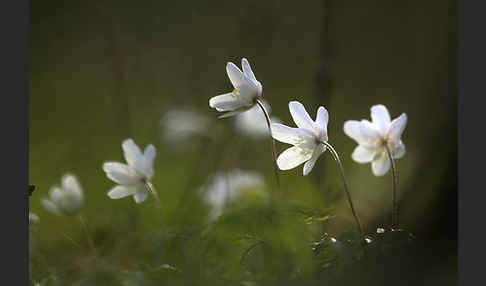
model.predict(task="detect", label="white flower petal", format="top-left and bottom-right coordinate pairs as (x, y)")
top-left (351, 145), bottom-right (376, 163)
top-left (141, 144), bottom-right (156, 179)
top-left (226, 62), bottom-right (248, 89)
top-left (209, 92), bottom-right (247, 112)
top-left (370, 105), bottom-right (391, 135)
top-left (122, 138), bottom-right (144, 168)
top-left (359, 120), bottom-right (383, 147)
top-left (271, 123), bottom-right (314, 145)
top-left (107, 185), bottom-right (138, 199)
top-left (61, 174), bottom-right (83, 202)
top-left (288, 101), bottom-right (317, 133)
top-left (344, 120), bottom-right (367, 144)
top-left (276, 146), bottom-right (313, 170)
top-left (41, 199), bottom-right (62, 216)
top-left (303, 144), bottom-right (326, 176)
top-left (386, 113), bottom-right (407, 144)
top-left (241, 58), bottom-right (257, 82)
top-left (316, 106), bottom-right (329, 135)
top-left (392, 140), bottom-right (406, 159)
top-left (371, 152), bottom-right (391, 176)
top-left (218, 106), bottom-right (252, 118)
top-left (241, 58), bottom-right (262, 93)
top-left (133, 190), bottom-right (149, 204)
top-left (103, 162), bottom-right (142, 185)
top-left (49, 187), bottom-right (64, 206)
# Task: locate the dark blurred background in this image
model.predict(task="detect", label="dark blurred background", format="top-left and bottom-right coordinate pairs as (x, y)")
top-left (30, 0), bottom-right (457, 284)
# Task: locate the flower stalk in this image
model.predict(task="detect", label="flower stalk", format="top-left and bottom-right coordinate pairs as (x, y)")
top-left (145, 181), bottom-right (160, 207)
top-left (256, 98), bottom-right (281, 193)
top-left (319, 141), bottom-right (364, 240)
top-left (77, 214), bottom-right (97, 257)
top-left (384, 144), bottom-right (398, 228)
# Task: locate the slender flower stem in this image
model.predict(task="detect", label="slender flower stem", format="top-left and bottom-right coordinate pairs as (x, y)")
top-left (384, 144), bottom-right (398, 228)
top-left (319, 141), bottom-right (364, 240)
top-left (145, 181), bottom-right (165, 230)
top-left (77, 214), bottom-right (98, 257)
top-left (145, 181), bottom-right (161, 207)
top-left (62, 232), bottom-right (83, 249)
top-left (256, 99), bottom-right (281, 193)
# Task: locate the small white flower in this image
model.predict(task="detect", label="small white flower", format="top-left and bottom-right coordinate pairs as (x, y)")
top-left (161, 109), bottom-right (213, 146)
top-left (102, 138), bottom-right (156, 204)
top-left (202, 169), bottom-right (265, 219)
top-left (209, 58), bottom-right (263, 118)
top-left (343, 104), bottom-right (407, 176)
top-left (29, 212), bottom-right (40, 225)
top-left (271, 101), bottom-right (329, 176)
top-left (234, 101), bottom-right (280, 139)
top-left (41, 174), bottom-right (84, 216)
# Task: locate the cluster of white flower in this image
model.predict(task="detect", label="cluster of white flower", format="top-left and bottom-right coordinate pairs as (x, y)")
top-left (34, 57), bottom-right (407, 237)
top-left (41, 174), bottom-right (84, 216)
top-left (208, 58), bottom-right (407, 177)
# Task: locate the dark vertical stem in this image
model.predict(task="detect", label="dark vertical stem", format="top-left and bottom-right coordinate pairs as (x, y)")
top-left (256, 99), bottom-right (281, 194)
top-left (384, 144), bottom-right (398, 228)
top-left (319, 141), bottom-right (363, 240)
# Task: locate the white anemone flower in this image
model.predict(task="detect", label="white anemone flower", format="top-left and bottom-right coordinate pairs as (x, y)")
top-left (271, 101), bottom-right (329, 176)
top-left (234, 101), bottom-right (280, 139)
top-left (202, 169), bottom-right (265, 219)
top-left (343, 104), bottom-right (407, 176)
top-left (209, 58), bottom-right (263, 118)
top-left (29, 212), bottom-right (40, 225)
top-left (41, 174), bottom-right (84, 216)
top-left (161, 109), bottom-right (213, 146)
top-left (102, 138), bottom-right (156, 204)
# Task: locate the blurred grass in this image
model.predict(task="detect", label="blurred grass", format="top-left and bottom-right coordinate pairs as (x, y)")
top-left (29, 0), bottom-right (457, 285)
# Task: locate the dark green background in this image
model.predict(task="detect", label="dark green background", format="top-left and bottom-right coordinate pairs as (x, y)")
top-left (30, 0), bottom-right (457, 284)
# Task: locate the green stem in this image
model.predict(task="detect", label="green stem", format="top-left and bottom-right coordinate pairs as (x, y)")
top-left (145, 181), bottom-right (161, 207)
top-left (319, 141), bottom-right (364, 240)
top-left (77, 214), bottom-right (98, 257)
top-left (145, 181), bottom-right (165, 230)
top-left (256, 99), bottom-right (281, 194)
top-left (384, 144), bottom-right (398, 228)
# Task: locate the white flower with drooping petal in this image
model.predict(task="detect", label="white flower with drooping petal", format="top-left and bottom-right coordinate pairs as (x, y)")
top-left (161, 109), bottom-right (214, 146)
top-left (102, 138), bottom-right (156, 204)
top-left (209, 58), bottom-right (263, 118)
top-left (234, 101), bottom-right (280, 139)
top-left (271, 101), bottom-right (329, 176)
top-left (343, 104), bottom-right (407, 176)
top-left (41, 174), bottom-right (84, 216)
top-left (201, 169), bottom-right (265, 220)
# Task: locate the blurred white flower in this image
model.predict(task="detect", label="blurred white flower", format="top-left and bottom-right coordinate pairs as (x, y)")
top-left (41, 174), bottom-right (84, 216)
top-left (202, 169), bottom-right (265, 219)
top-left (343, 104), bottom-right (407, 176)
top-left (271, 101), bottom-right (329, 176)
top-left (29, 212), bottom-right (40, 225)
top-left (161, 109), bottom-right (213, 146)
top-left (234, 101), bottom-right (280, 139)
top-left (209, 58), bottom-right (263, 118)
top-left (103, 138), bottom-right (156, 204)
